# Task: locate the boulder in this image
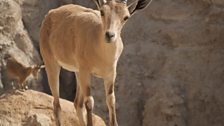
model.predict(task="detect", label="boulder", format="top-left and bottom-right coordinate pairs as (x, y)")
top-left (0, 90), bottom-right (106, 126)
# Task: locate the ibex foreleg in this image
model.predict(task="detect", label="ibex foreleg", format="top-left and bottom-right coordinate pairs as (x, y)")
top-left (75, 70), bottom-right (94, 126)
top-left (104, 70), bottom-right (118, 126)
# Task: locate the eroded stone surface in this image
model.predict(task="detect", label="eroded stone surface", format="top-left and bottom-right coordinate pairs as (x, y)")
top-left (0, 90), bottom-right (106, 126)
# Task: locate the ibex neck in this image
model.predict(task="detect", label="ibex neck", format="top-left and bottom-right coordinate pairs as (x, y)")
top-left (98, 33), bottom-right (123, 64)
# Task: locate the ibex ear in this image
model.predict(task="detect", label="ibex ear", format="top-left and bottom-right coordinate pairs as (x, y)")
top-left (37, 65), bottom-right (45, 70)
top-left (93, 0), bottom-right (106, 9)
top-left (128, 0), bottom-right (152, 15)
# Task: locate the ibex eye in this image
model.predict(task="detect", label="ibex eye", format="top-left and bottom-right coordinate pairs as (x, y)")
top-left (123, 16), bottom-right (129, 21)
top-left (100, 10), bottom-right (105, 16)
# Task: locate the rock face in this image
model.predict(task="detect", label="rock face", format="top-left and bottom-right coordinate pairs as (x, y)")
top-left (118, 1), bottom-right (224, 126)
top-left (0, 90), bottom-right (106, 126)
top-left (0, 0), bottom-right (224, 126)
top-left (0, 0), bottom-right (42, 92)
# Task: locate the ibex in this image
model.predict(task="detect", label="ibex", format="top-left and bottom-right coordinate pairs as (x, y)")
top-left (6, 57), bottom-right (44, 90)
top-left (39, 0), bottom-right (151, 126)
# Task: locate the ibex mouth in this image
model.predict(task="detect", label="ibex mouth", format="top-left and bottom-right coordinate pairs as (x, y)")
top-left (105, 31), bottom-right (115, 43)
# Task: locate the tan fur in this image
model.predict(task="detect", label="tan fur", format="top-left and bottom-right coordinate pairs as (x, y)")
top-left (39, 0), bottom-right (150, 126)
top-left (6, 57), bottom-right (44, 90)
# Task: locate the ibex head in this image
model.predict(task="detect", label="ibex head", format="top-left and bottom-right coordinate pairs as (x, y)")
top-left (93, 0), bottom-right (152, 43)
top-left (31, 65), bottom-right (44, 79)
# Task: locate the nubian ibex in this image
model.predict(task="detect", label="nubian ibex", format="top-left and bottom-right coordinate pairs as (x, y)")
top-left (39, 0), bottom-right (152, 126)
top-left (6, 57), bottom-right (44, 90)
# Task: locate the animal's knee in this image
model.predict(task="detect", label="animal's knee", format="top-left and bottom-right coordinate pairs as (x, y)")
top-left (85, 96), bottom-right (94, 111)
top-left (106, 93), bottom-right (115, 106)
top-left (74, 97), bottom-right (84, 110)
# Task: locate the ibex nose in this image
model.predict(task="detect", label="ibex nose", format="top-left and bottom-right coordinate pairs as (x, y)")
top-left (105, 31), bottom-right (115, 42)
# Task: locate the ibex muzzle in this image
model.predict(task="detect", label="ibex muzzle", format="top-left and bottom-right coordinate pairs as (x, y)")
top-left (105, 31), bottom-right (115, 42)
top-left (39, 0), bottom-right (152, 126)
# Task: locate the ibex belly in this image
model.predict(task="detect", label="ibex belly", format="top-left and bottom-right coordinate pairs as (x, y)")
top-left (57, 60), bottom-right (78, 72)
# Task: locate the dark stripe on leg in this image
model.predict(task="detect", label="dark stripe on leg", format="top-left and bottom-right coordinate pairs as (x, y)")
top-left (79, 96), bottom-right (84, 108)
top-left (108, 84), bottom-right (114, 95)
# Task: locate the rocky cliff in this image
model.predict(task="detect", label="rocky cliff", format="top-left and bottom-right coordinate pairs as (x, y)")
top-left (118, 1), bottom-right (224, 126)
top-left (0, 0), bottom-right (42, 92)
top-left (0, 0), bottom-right (224, 126)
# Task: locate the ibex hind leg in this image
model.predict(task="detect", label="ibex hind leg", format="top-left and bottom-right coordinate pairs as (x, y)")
top-left (74, 72), bottom-right (87, 126)
top-left (23, 81), bottom-right (29, 90)
top-left (11, 80), bottom-right (18, 90)
top-left (20, 82), bottom-right (28, 91)
top-left (18, 82), bottom-right (25, 92)
top-left (11, 80), bottom-right (15, 89)
top-left (40, 10), bottom-right (62, 126)
top-left (44, 60), bottom-right (62, 126)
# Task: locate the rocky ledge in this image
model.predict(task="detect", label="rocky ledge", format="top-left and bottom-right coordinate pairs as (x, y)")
top-left (0, 90), bottom-right (105, 126)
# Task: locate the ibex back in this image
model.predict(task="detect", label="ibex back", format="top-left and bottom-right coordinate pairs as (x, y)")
top-left (39, 0), bottom-right (151, 126)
